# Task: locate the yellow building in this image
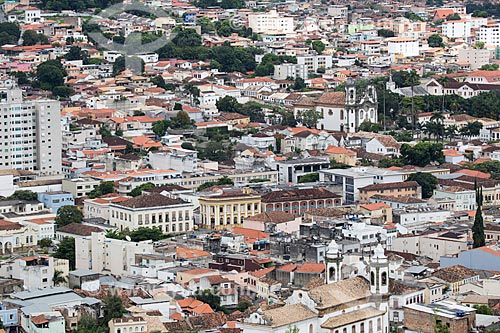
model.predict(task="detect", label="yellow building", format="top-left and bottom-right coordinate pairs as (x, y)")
top-left (199, 189), bottom-right (262, 229)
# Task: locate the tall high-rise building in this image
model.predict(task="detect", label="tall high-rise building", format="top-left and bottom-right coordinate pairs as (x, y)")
top-left (0, 83), bottom-right (61, 176)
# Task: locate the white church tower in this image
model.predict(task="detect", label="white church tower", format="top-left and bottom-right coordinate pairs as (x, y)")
top-left (369, 244), bottom-right (389, 294)
top-left (325, 240), bottom-right (343, 284)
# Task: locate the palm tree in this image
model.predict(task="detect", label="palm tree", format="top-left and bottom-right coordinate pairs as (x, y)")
top-left (445, 125), bottom-right (458, 141)
top-left (53, 270), bottom-right (66, 286)
top-left (404, 70), bottom-right (420, 133)
top-left (430, 111), bottom-right (445, 141)
top-left (437, 76), bottom-right (448, 111)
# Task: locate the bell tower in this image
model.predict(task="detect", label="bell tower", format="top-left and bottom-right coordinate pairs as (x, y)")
top-left (370, 244), bottom-right (389, 294)
top-left (325, 240), bottom-right (343, 284)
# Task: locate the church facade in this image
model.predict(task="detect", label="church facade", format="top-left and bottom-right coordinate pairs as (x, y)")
top-left (238, 243), bottom-right (390, 333)
top-left (293, 81), bottom-right (378, 133)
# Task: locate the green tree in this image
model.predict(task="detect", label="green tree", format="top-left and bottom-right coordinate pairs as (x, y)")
top-left (197, 176), bottom-right (234, 191)
top-left (195, 289), bottom-right (227, 313)
top-left (22, 30), bottom-right (48, 46)
top-left (152, 120), bottom-right (171, 138)
top-left (293, 77), bottom-right (306, 90)
top-left (53, 237), bottom-right (76, 270)
top-left (172, 28), bottom-right (202, 47)
top-left (428, 34), bottom-right (444, 47)
top-left (128, 227), bottom-right (165, 242)
top-left (406, 172), bottom-right (438, 199)
top-left (52, 270), bottom-right (66, 286)
top-left (6, 190), bottom-right (38, 201)
top-left (447, 13), bottom-right (461, 20)
top-left (112, 56), bottom-right (126, 76)
top-left (400, 142), bottom-right (444, 167)
top-left (55, 205), bottom-right (83, 227)
top-left (0, 22), bottom-right (20, 45)
top-left (74, 315), bottom-right (107, 333)
top-left (38, 238), bottom-right (53, 248)
top-left (102, 293), bottom-right (126, 324)
top-left (298, 172), bottom-right (319, 183)
top-left (171, 110), bottom-right (192, 129)
top-left (473, 184), bottom-right (485, 248)
top-left (377, 29), bottom-right (395, 37)
top-left (285, 325), bottom-right (300, 333)
top-left (297, 109), bottom-right (320, 128)
top-left (36, 59), bottom-right (65, 91)
top-left (358, 121), bottom-right (382, 132)
top-left (88, 181), bottom-right (115, 199)
top-left (52, 86), bottom-right (74, 98)
top-left (480, 64), bottom-right (499, 71)
top-left (311, 40), bottom-right (325, 54)
top-left (473, 304), bottom-right (493, 315)
top-left (216, 96), bottom-right (240, 113)
top-left (65, 46), bottom-right (89, 62)
top-left (198, 17), bottom-right (215, 34)
top-left (236, 300), bottom-right (252, 312)
top-left (181, 142), bottom-right (195, 150)
top-left (151, 75), bottom-right (167, 89)
top-left (130, 182), bottom-right (155, 197)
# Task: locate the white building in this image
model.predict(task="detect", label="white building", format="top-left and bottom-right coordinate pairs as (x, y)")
top-left (478, 23), bottom-right (500, 46)
top-left (0, 256), bottom-right (55, 290)
top-left (148, 149), bottom-right (197, 173)
top-left (328, 5), bottom-right (348, 18)
top-left (433, 187), bottom-right (476, 211)
top-left (296, 54), bottom-right (333, 72)
top-left (108, 193), bottom-right (194, 233)
top-left (442, 19), bottom-right (472, 38)
top-left (273, 63), bottom-right (308, 80)
top-left (0, 86), bottom-right (62, 176)
top-left (387, 37), bottom-right (419, 58)
top-left (75, 232), bottom-right (155, 276)
top-left (83, 194), bottom-right (129, 221)
top-left (247, 10), bottom-right (294, 33)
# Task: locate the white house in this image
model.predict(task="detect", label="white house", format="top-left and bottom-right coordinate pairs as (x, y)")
top-left (387, 37), bottom-right (419, 58)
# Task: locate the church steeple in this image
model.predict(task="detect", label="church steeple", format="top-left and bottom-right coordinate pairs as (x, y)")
top-left (369, 244), bottom-right (389, 294)
top-left (325, 240), bottom-right (343, 284)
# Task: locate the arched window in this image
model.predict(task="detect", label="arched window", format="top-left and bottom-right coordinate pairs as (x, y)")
top-left (360, 110), bottom-right (364, 119)
top-left (340, 109), bottom-right (344, 119)
top-left (329, 266), bottom-right (335, 281)
top-left (377, 318), bottom-right (382, 330)
top-left (309, 324), bottom-right (314, 333)
top-left (382, 272), bottom-right (387, 286)
top-left (370, 271), bottom-right (375, 286)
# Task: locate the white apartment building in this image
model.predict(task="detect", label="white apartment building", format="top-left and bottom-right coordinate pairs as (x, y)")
top-left (247, 10), bottom-right (294, 33)
top-left (296, 54), bottom-right (333, 72)
top-left (433, 187), bottom-right (476, 211)
top-left (62, 178), bottom-right (100, 198)
top-left (327, 5), bottom-right (348, 18)
top-left (478, 23), bottom-right (500, 46)
top-left (442, 19), bottom-right (472, 39)
top-left (273, 63), bottom-right (308, 80)
top-left (0, 86), bottom-right (62, 176)
top-left (75, 232), bottom-right (155, 276)
top-left (1, 256), bottom-right (55, 290)
top-left (387, 37), bottom-right (419, 58)
top-left (457, 47), bottom-right (490, 70)
top-left (108, 193), bottom-right (194, 233)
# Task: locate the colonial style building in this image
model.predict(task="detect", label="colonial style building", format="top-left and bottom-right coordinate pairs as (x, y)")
top-left (293, 80), bottom-right (378, 133)
top-left (261, 188), bottom-right (342, 215)
top-left (199, 189), bottom-right (262, 230)
top-left (108, 193), bottom-right (194, 233)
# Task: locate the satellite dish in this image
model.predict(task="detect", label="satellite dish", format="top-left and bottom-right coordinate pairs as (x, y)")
top-left (125, 235), bottom-right (131, 242)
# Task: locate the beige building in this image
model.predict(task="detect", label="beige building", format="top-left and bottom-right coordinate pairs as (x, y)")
top-left (109, 193), bottom-right (194, 233)
top-left (359, 181), bottom-right (421, 204)
top-left (393, 231), bottom-right (469, 261)
top-left (199, 189), bottom-right (262, 230)
top-left (62, 178), bottom-right (100, 198)
top-left (108, 317), bottom-right (147, 333)
top-left (83, 194), bottom-right (129, 221)
top-left (75, 232), bottom-right (155, 276)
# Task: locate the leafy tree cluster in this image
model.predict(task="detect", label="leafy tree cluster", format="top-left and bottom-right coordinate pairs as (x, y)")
top-left (55, 205), bottom-right (83, 227)
top-left (112, 55), bottom-right (145, 75)
top-left (35, 59), bottom-right (74, 97)
top-left (216, 96), bottom-right (265, 122)
top-left (195, 0), bottom-right (244, 9)
top-left (255, 53), bottom-right (297, 77)
top-left (4, 190), bottom-right (38, 201)
top-left (406, 172), bottom-right (439, 199)
top-left (195, 289), bottom-right (228, 313)
top-left (296, 109), bottom-right (321, 129)
top-left (465, 160), bottom-right (500, 180)
top-left (298, 172), bottom-right (319, 183)
top-left (248, 178), bottom-right (270, 183)
top-left (105, 226), bottom-right (166, 242)
top-left (40, 0), bottom-right (121, 12)
top-left (428, 34), bottom-right (444, 47)
top-left (22, 30), bottom-right (49, 46)
top-left (480, 63), bottom-right (499, 71)
top-left (64, 46), bottom-right (89, 63)
top-left (446, 13), bottom-right (461, 20)
top-left (377, 29), bottom-right (395, 37)
top-left (130, 182), bottom-right (156, 197)
top-left (197, 140), bottom-right (232, 162)
top-left (358, 121), bottom-right (383, 133)
top-left (151, 110), bottom-right (194, 137)
top-left (0, 22), bottom-right (20, 46)
top-left (400, 142), bottom-right (445, 167)
top-left (157, 32), bottom-right (262, 73)
top-left (311, 40), bottom-right (326, 54)
top-left (53, 237), bottom-right (76, 270)
top-left (473, 304), bottom-right (493, 315)
top-left (197, 176), bottom-right (234, 191)
top-left (87, 181), bottom-right (115, 199)
top-left (74, 293), bottom-right (126, 332)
